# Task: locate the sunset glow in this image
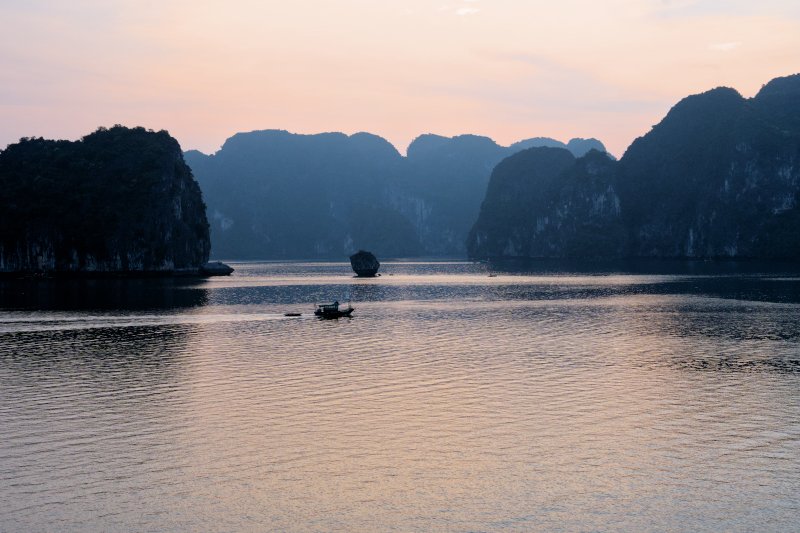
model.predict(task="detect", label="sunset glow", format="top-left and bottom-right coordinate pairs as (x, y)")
top-left (2, 0), bottom-right (799, 155)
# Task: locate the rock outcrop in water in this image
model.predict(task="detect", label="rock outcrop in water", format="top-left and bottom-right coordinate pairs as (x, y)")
top-left (200, 261), bottom-right (234, 276)
top-left (185, 130), bottom-right (608, 258)
top-left (468, 73), bottom-right (800, 259)
top-left (468, 148), bottom-right (626, 258)
top-left (0, 126), bottom-right (211, 275)
top-left (617, 75), bottom-right (800, 258)
top-left (185, 130), bottom-right (421, 259)
top-left (350, 250), bottom-right (380, 277)
top-left (398, 134), bottom-right (606, 255)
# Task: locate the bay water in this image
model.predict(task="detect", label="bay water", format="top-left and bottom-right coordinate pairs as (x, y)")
top-left (1, 261), bottom-right (799, 531)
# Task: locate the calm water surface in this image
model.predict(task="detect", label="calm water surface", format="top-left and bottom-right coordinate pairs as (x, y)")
top-left (1, 261), bottom-right (799, 532)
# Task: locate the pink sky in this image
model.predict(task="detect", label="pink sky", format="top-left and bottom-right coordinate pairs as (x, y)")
top-left (1, 0), bottom-right (799, 156)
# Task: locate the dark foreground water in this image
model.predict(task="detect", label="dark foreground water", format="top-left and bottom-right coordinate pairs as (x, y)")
top-left (1, 261), bottom-right (799, 532)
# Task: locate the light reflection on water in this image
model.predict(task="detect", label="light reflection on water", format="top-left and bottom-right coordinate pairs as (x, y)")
top-left (1, 261), bottom-right (800, 532)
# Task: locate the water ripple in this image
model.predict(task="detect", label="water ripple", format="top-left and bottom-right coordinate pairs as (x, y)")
top-left (1, 262), bottom-right (799, 532)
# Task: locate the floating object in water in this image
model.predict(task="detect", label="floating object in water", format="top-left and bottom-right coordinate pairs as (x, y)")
top-left (284, 312), bottom-right (302, 317)
top-left (349, 250), bottom-right (380, 277)
top-left (201, 261), bottom-right (234, 276)
top-left (314, 301), bottom-right (354, 318)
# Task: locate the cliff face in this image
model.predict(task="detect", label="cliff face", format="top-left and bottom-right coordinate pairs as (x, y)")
top-left (187, 130), bottom-right (608, 259)
top-left (0, 126), bottom-right (210, 273)
top-left (399, 134), bottom-right (510, 255)
top-left (467, 148), bottom-right (625, 258)
top-left (186, 130), bottom-right (421, 259)
top-left (618, 76), bottom-right (800, 258)
top-left (468, 74), bottom-right (800, 260)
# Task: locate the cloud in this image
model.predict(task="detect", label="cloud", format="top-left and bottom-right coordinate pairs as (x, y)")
top-left (457, 7), bottom-right (480, 16)
top-left (652, 0), bottom-right (800, 19)
top-left (709, 41), bottom-right (741, 51)
top-left (435, 52), bottom-right (668, 118)
top-left (439, 0), bottom-right (480, 16)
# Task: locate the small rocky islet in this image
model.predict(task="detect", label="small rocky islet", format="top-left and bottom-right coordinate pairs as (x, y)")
top-left (349, 250), bottom-right (380, 277)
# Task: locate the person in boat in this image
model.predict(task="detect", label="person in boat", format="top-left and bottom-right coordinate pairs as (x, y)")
top-left (315, 300), bottom-right (353, 318)
top-left (316, 301), bottom-right (341, 313)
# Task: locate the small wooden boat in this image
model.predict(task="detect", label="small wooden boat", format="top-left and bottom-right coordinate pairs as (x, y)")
top-left (284, 312), bottom-right (302, 317)
top-left (314, 301), bottom-right (354, 319)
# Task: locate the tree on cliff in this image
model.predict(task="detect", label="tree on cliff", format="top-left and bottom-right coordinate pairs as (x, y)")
top-left (0, 125), bottom-right (211, 273)
top-left (467, 74), bottom-right (800, 260)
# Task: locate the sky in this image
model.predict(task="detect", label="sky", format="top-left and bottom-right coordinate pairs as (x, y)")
top-left (1, 0), bottom-right (799, 157)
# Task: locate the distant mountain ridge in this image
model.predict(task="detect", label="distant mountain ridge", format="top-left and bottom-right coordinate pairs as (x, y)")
top-left (468, 73), bottom-right (800, 259)
top-left (186, 130), bottom-right (608, 259)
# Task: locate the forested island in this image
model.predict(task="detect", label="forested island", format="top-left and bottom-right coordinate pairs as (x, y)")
top-left (2, 74), bottom-right (798, 270)
top-left (185, 131), bottom-right (605, 259)
top-left (468, 74), bottom-right (800, 259)
top-left (0, 126), bottom-right (211, 275)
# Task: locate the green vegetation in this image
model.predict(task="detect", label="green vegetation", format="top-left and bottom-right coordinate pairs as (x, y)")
top-left (0, 126), bottom-right (210, 273)
top-left (468, 148), bottom-right (624, 258)
top-left (186, 130), bottom-right (608, 259)
top-left (469, 74), bottom-right (800, 259)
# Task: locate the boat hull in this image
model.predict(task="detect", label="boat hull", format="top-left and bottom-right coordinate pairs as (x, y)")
top-left (314, 308), bottom-right (354, 319)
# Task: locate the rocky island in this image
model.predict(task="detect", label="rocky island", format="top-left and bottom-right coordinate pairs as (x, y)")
top-left (0, 126), bottom-right (216, 276)
top-left (350, 250), bottom-right (380, 277)
top-left (185, 129), bottom-right (608, 259)
top-left (468, 73), bottom-right (800, 260)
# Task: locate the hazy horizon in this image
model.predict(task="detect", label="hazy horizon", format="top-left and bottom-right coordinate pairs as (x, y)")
top-left (2, 0), bottom-right (799, 156)
top-left (3, 3), bottom-right (800, 530)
